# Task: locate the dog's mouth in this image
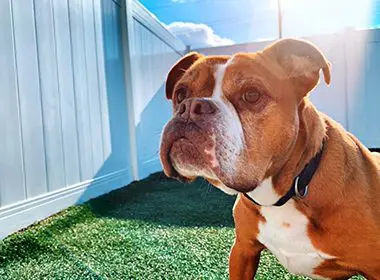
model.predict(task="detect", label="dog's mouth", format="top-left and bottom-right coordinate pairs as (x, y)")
top-left (163, 136), bottom-right (216, 183)
top-left (160, 119), bottom-right (222, 184)
top-left (161, 136), bottom-right (258, 194)
top-left (160, 119), bottom-right (259, 194)
top-left (166, 137), bottom-right (198, 183)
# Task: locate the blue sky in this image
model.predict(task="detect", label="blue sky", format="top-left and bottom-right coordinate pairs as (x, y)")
top-left (140, 0), bottom-right (380, 48)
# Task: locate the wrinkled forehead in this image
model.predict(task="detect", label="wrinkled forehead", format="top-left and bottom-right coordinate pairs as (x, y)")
top-left (177, 53), bottom-right (286, 99)
top-left (175, 56), bottom-right (228, 98)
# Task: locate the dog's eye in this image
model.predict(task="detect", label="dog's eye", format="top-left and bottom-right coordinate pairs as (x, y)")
top-left (243, 91), bottom-right (261, 104)
top-left (176, 87), bottom-right (188, 104)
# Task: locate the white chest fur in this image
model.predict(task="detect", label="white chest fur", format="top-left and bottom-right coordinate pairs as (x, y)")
top-left (246, 178), bottom-right (333, 279)
top-left (257, 201), bottom-right (333, 279)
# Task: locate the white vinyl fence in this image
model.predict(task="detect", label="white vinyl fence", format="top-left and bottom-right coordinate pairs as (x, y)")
top-left (0, 0), bottom-right (185, 239)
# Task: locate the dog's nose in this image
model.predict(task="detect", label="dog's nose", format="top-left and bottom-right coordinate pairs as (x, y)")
top-left (178, 98), bottom-right (216, 120)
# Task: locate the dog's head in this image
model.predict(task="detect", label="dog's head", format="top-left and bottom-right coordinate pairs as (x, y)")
top-left (159, 39), bottom-right (330, 194)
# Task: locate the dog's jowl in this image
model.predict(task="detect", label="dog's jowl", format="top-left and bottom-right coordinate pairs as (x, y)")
top-left (160, 39), bottom-right (380, 280)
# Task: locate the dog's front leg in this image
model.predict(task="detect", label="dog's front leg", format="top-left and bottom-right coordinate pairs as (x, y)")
top-left (229, 240), bottom-right (263, 280)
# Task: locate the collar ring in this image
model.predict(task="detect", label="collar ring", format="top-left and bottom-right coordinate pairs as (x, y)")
top-left (294, 176), bottom-right (308, 198)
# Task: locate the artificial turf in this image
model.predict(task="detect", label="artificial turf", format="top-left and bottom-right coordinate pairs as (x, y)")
top-left (0, 173), bottom-right (364, 280)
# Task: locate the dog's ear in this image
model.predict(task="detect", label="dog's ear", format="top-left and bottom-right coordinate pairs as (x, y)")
top-left (166, 52), bottom-right (203, 100)
top-left (263, 38), bottom-right (331, 101)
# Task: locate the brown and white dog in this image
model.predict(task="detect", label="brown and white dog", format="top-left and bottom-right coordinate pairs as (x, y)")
top-left (159, 38), bottom-right (380, 279)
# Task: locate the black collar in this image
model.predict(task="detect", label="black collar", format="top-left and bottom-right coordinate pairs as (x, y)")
top-left (243, 142), bottom-right (325, 207)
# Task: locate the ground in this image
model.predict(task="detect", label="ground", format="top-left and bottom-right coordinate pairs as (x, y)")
top-left (0, 173), bottom-right (364, 279)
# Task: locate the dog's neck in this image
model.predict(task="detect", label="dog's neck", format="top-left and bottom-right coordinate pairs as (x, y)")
top-left (274, 98), bottom-right (326, 197)
top-left (247, 98), bottom-right (326, 206)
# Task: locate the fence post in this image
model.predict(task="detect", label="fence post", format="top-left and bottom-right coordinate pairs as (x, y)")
top-left (343, 27), bottom-right (356, 132)
top-left (121, 0), bottom-right (139, 181)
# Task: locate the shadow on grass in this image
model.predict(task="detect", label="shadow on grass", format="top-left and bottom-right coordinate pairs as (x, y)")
top-left (88, 172), bottom-right (236, 228)
top-left (0, 172), bottom-right (235, 272)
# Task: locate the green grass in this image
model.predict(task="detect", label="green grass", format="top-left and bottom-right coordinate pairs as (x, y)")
top-left (0, 173), bottom-right (363, 279)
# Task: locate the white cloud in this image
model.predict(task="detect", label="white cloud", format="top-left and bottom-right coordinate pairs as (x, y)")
top-left (166, 22), bottom-right (235, 49)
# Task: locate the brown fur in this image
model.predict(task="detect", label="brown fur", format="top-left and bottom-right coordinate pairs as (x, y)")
top-left (161, 39), bottom-right (380, 279)
top-left (233, 101), bottom-right (380, 279)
